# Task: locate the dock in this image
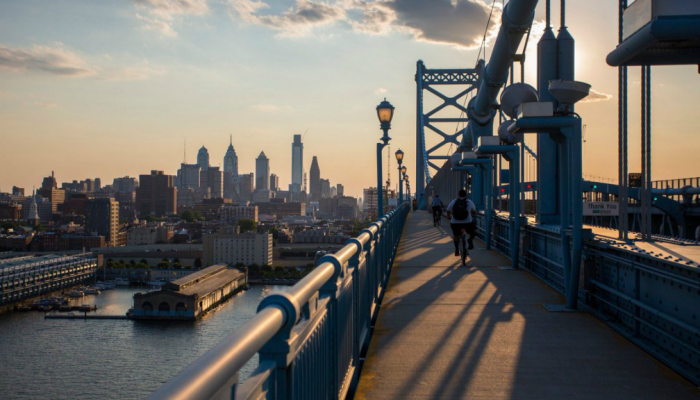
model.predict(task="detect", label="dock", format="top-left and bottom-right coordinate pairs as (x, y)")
top-left (45, 314), bottom-right (127, 320)
top-left (355, 212), bottom-right (699, 399)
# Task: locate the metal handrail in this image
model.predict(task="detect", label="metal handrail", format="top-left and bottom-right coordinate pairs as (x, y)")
top-left (148, 204), bottom-right (408, 400)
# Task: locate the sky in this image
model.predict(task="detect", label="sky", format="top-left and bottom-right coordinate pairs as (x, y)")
top-left (0, 0), bottom-right (699, 199)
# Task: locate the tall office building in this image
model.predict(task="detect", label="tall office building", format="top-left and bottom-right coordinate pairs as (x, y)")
top-left (85, 198), bottom-right (119, 246)
top-left (113, 176), bottom-right (138, 192)
top-left (291, 134), bottom-right (303, 193)
top-left (201, 166), bottom-right (223, 199)
top-left (255, 152), bottom-right (270, 191)
top-left (320, 179), bottom-right (331, 199)
top-left (176, 163), bottom-right (200, 208)
top-left (309, 156), bottom-right (320, 199)
top-left (197, 146), bottom-right (210, 171)
top-left (270, 174), bottom-right (279, 192)
top-left (224, 136), bottom-right (238, 178)
top-left (41, 172), bottom-right (57, 191)
top-left (337, 184), bottom-right (344, 197)
top-left (136, 171), bottom-right (177, 217)
top-left (239, 173), bottom-right (254, 202)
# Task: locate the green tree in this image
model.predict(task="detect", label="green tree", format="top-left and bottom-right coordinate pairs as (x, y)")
top-left (136, 262), bottom-right (149, 269)
top-left (181, 210), bottom-right (202, 222)
top-left (139, 259), bottom-right (149, 266)
top-left (238, 218), bottom-right (257, 233)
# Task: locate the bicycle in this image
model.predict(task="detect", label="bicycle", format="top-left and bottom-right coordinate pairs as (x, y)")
top-left (433, 207), bottom-right (442, 227)
top-left (459, 228), bottom-right (468, 266)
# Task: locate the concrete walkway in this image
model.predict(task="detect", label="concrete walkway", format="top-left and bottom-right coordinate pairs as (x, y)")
top-left (355, 211), bottom-right (699, 399)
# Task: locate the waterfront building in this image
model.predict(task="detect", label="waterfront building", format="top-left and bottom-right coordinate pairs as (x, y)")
top-left (255, 152), bottom-right (270, 191)
top-left (131, 264), bottom-right (247, 320)
top-left (203, 229), bottom-right (272, 267)
top-left (0, 253), bottom-right (97, 306)
top-left (197, 146), bottom-right (210, 171)
top-left (85, 198), bottom-right (119, 246)
top-left (309, 156), bottom-right (321, 199)
top-left (291, 134), bottom-right (303, 193)
top-left (136, 171), bottom-right (177, 217)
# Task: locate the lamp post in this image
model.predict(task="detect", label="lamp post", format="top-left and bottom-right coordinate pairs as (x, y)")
top-left (400, 165), bottom-right (407, 204)
top-left (376, 98), bottom-right (394, 218)
top-left (404, 174), bottom-right (410, 203)
top-left (395, 149), bottom-right (404, 204)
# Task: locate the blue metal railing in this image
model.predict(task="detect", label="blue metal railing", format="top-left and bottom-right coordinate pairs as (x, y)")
top-left (148, 203), bottom-right (410, 400)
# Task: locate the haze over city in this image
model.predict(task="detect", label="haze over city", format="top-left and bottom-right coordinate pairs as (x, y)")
top-left (1, 0), bottom-right (699, 196)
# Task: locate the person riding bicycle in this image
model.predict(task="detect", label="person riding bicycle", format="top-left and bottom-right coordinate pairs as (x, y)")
top-left (446, 189), bottom-right (476, 257)
top-left (431, 195), bottom-right (444, 222)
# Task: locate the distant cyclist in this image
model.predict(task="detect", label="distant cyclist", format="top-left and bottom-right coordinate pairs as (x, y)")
top-left (431, 195), bottom-right (444, 225)
top-left (446, 189), bottom-right (476, 256)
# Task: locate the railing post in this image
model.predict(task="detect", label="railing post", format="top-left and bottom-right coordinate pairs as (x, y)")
top-left (256, 293), bottom-right (301, 400)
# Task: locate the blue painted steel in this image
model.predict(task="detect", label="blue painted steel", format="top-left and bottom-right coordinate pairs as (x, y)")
top-left (477, 145), bottom-right (521, 268)
top-left (510, 115), bottom-right (584, 309)
top-left (147, 204), bottom-right (410, 400)
top-left (537, 25), bottom-right (560, 225)
top-left (415, 60), bottom-right (481, 209)
top-left (607, 17), bottom-right (700, 66)
top-left (377, 127), bottom-right (390, 217)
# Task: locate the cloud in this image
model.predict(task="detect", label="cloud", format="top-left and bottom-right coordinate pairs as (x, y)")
top-left (229, 0), bottom-right (502, 48)
top-left (230, 0), bottom-right (346, 35)
top-left (136, 13), bottom-right (178, 37)
top-left (374, 87), bottom-right (387, 95)
top-left (0, 43), bottom-right (95, 76)
top-left (379, 0), bottom-right (501, 48)
top-left (131, 0), bottom-right (208, 37)
top-left (32, 101), bottom-right (57, 108)
top-left (131, 0), bottom-right (208, 18)
top-left (580, 89), bottom-right (613, 103)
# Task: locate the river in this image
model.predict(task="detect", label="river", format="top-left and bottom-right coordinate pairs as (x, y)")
top-left (0, 285), bottom-right (282, 400)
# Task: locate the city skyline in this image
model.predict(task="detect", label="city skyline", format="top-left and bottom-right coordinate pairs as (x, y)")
top-left (1, 0), bottom-right (699, 197)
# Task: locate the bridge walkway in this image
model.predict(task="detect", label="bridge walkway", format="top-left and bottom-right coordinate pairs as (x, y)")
top-left (355, 211), bottom-right (699, 399)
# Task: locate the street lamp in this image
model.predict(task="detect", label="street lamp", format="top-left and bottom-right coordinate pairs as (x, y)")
top-left (395, 149), bottom-right (404, 204)
top-left (376, 98), bottom-right (394, 217)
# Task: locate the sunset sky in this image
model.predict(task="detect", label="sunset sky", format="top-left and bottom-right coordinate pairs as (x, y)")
top-left (1, 0), bottom-right (698, 199)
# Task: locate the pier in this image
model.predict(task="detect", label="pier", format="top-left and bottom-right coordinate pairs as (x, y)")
top-left (131, 264), bottom-right (247, 320)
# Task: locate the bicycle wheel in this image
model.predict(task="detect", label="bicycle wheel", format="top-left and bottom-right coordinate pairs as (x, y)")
top-left (460, 234), bottom-right (467, 266)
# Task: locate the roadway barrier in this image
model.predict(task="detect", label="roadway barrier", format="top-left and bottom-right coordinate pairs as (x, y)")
top-left (148, 203), bottom-right (410, 400)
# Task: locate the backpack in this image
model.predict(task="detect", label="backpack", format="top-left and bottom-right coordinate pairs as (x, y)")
top-left (452, 198), bottom-right (469, 220)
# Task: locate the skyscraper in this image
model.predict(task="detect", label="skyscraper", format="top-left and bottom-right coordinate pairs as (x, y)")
top-left (255, 152), bottom-right (270, 191)
top-left (270, 173), bottom-right (279, 192)
top-left (337, 184), bottom-right (344, 197)
top-left (201, 166), bottom-right (223, 199)
top-left (291, 134), bottom-right (303, 193)
top-left (224, 135), bottom-right (238, 178)
top-left (136, 170), bottom-right (177, 217)
top-left (197, 146), bottom-right (210, 171)
top-left (309, 156), bottom-right (320, 199)
top-left (85, 198), bottom-right (119, 246)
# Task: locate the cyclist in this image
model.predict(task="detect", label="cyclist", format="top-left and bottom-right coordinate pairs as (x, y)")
top-left (446, 189), bottom-right (476, 257)
top-left (431, 195), bottom-right (444, 224)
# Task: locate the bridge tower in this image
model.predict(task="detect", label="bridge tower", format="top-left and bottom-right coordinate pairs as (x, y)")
top-left (415, 60), bottom-right (482, 209)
